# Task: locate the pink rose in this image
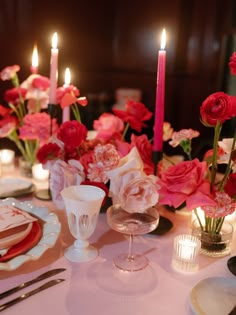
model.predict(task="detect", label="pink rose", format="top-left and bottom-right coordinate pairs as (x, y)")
top-left (158, 158), bottom-right (216, 210)
top-left (50, 159), bottom-right (85, 209)
top-left (119, 175), bottom-right (159, 213)
top-left (93, 113), bottom-right (124, 140)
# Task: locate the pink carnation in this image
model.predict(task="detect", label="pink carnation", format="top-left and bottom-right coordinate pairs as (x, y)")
top-left (169, 129), bottom-right (200, 147)
top-left (202, 192), bottom-right (236, 218)
top-left (0, 65), bottom-right (20, 81)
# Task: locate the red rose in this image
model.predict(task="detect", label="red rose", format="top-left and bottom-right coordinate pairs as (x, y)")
top-left (113, 100), bottom-right (152, 132)
top-left (131, 134), bottom-right (154, 175)
top-left (229, 52), bottom-right (236, 75)
top-left (57, 120), bottom-right (87, 149)
top-left (200, 92), bottom-right (236, 126)
top-left (224, 173), bottom-right (236, 198)
top-left (37, 143), bottom-right (62, 164)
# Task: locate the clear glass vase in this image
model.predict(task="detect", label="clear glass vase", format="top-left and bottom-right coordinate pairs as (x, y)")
top-left (192, 219), bottom-right (234, 257)
top-left (18, 157), bottom-right (33, 178)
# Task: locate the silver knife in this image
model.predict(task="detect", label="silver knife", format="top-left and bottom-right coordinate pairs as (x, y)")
top-left (0, 268), bottom-right (66, 300)
top-left (0, 279), bottom-right (65, 312)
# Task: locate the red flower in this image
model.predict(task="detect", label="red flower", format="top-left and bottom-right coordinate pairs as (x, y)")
top-left (229, 52), bottom-right (236, 75)
top-left (200, 92), bottom-right (236, 126)
top-left (0, 105), bottom-right (11, 117)
top-left (4, 87), bottom-right (27, 105)
top-left (0, 115), bottom-right (17, 137)
top-left (113, 100), bottom-right (152, 132)
top-left (224, 173), bottom-right (236, 198)
top-left (57, 120), bottom-right (87, 150)
top-left (32, 76), bottom-right (50, 90)
top-left (37, 143), bottom-right (62, 164)
top-left (56, 85), bottom-right (80, 105)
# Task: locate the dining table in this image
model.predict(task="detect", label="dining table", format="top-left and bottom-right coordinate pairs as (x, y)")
top-left (0, 164), bottom-right (236, 315)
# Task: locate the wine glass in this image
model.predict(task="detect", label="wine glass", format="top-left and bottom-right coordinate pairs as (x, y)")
top-left (106, 204), bottom-right (160, 271)
top-left (61, 185), bottom-right (105, 262)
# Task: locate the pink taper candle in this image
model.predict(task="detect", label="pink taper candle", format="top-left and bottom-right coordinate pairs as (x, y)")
top-left (62, 67), bottom-right (71, 123)
top-left (30, 43), bottom-right (38, 74)
top-left (153, 29), bottom-right (166, 152)
top-left (49, 32), bottom-right (58, 104)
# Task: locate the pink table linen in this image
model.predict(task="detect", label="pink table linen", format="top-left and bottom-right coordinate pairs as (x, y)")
top-left (0, 194), bottom-right (235, 315)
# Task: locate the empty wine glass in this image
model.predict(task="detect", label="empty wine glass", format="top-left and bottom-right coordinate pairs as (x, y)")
top-left (61, 185), bottom-right (105, 262)
top-left (106, 204), bottom-right (159, 271)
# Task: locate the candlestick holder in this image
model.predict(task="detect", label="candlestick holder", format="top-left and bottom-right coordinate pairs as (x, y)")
top-left (48, 103), bottom-right (58, 135)
top-left (152, 150), bottom-right (163, 176)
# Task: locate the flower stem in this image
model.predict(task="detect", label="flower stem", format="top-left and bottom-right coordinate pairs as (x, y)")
top-left (211, 121), bottom-right (222, 193)
top-left (122, 123), bottom-right (130, 140)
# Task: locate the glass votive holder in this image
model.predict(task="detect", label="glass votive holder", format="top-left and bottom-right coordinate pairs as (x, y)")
top-left (172, 234), bottom-right (201, 273)
top-left (32, 163), bottom-right (49, 181)
top-left (0, 149), bottom-right (15, 165)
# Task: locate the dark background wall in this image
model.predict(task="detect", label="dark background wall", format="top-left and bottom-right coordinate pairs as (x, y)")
top-left (0, 0), bottom-right (235, 151)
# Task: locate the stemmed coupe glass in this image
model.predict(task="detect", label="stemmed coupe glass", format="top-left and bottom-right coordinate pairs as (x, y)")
top-left (106, 204), bottom-right (160, 271)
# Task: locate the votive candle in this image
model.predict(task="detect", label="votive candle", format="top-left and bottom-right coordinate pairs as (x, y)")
top-left (0, 149), bottom-right (15, 165)
top-left (49, 32), bottom-right (58, 104)
top-left (153, 29), bottom-right (166, 152)
top-left (172, 234), bottom-right (201, 273)
top-left (32, 163), bottom-right (50, 181)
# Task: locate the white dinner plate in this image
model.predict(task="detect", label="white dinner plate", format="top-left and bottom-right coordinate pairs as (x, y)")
top-left (0, 178), bottom-right (33, 198)
top-left (190, 277), bottom-right (236, 315)
top-left (0, 198), bottom-right (61, 271)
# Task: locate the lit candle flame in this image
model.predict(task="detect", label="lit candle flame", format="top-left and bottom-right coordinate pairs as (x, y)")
top-left (160, 29), bottom-right (166, 50)
top-left (64, 67), bottom-right (71, 86)
top-left (52, 32), bottom-right (58, 49)
top-left (31, 44), bottom-right (38, 68)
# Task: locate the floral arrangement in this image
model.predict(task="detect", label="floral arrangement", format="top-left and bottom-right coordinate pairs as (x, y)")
top-left (158, 53), bottom-right (236, 235)
top-left (36, 99), bottom-right (161, 210)
top-left (0, 65), bottom-right (58, 165)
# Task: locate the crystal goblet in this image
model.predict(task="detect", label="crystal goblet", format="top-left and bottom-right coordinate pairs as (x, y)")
top-left (61, 185), bottom-right (105, 262)
top-left (106, 204), bottom-right (159, 271)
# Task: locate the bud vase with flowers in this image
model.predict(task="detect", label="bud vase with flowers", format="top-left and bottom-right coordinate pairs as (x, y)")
top-left (157, 53), bottom-right (236, 257)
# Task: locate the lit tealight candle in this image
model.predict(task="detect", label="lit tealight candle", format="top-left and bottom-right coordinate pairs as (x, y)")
top-left (31, 43), bottom-right (39, 74)
top-left (62, 67), bottom-right (71, 123)
top-left (32, 163), bottom-right (50, 181)
top-left (0, 149), bottom-right (15, 165)
top-left (172, 234), bottom-right (201, 273)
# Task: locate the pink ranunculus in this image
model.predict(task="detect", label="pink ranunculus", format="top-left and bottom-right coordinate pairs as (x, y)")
top-left (200, 92), bottom-right (236, 126)
top-left (112, 100), bottom-right (153, 132)
top-left (131, 134), bottom-right (154, 175)
top-left (50, 159), bottom-right (85, 209)
top-left (19, 112), bottom-right (58, 146)
top-left (105, 147), bottom-right (145, 204)
top-left (0, 115), bottom-right (18, 137)
top-left (158, 158), bottom-right (216, 210)
top-left (93, 113), bottom-right (124, 141)
top-left (119, 175), bottom-right (159, 213)
top-left (0, 65), bottom-right (20, 81)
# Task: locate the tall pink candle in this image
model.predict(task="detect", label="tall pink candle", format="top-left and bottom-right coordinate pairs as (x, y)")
top-left (62, 67), bottom-right (71, 123)
top-left (153, 29), bottom-right (166, 152)
top-left (49, 32), bottom-right (58, 104)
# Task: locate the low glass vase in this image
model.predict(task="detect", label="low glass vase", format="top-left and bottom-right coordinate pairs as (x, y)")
top-left (192, 219), bottom-right (233, 258)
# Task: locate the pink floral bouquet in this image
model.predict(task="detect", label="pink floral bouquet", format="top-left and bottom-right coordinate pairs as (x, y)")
top-left (0, 65), bottom-right (58, 165)
top-left (157, 53), bottom-right (236, 234)
top-left (36, 100), bottom-right (161, 210)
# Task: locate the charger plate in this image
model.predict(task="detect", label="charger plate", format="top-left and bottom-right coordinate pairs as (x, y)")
top-left (190, 277), bottom-right (236, 315)
top-left (0, 198), bottom-right (61, 271)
